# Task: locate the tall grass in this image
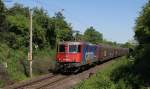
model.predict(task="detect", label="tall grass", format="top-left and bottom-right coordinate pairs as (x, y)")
top-left (74, 57), bottom-right (139, 89)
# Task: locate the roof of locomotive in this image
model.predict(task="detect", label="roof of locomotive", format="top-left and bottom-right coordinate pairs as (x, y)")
top-left (58, 41), bottom-right (111, 47)
top-left (58, 41), bottom-right (92, 45)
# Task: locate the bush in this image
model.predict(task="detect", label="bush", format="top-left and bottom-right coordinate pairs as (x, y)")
top-left (75, 57), bottom-right (149, 89)
top-left (76, 73), bottom-right (116, 89)
top-left (0, 44), bottom-right (29, 81)
top-left (6, 49), bottom-right (28, 81)
top-left (110, 63), bottom-right (143, 89)
top-left (0, 80), bottom-right (4, 88)
top-left (0, 44), bottom-right (10, 63)
top-left (0, 43), bottom-right (56, 87)
top-left (0, 64), bottom-right (12, 88)
top-left (75, 57), bottom-right (129, 89)
top-left (32, 48), bottom-right (56, 75)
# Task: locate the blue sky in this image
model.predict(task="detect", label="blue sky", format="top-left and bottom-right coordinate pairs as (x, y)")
top-left (4, 0), bottom-right (147, 43)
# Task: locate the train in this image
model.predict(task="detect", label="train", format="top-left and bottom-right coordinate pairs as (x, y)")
top-left (55, 41), bottom-right (129, 73)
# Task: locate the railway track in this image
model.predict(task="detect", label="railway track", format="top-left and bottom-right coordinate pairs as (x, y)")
top-left (4, 58), bottom-right (118, 89)
top-left (43, 59), bottom-right (116, 89)
top-left (23, 75), bottom-right (68, 89)
top-left (4, 73), bottom-right (68, 89)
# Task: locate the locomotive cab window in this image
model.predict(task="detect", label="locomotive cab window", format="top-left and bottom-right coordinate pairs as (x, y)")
top-left (58, 44), bottom-right (66, 52)
top-left (69, 45), bottom-right (81, 53)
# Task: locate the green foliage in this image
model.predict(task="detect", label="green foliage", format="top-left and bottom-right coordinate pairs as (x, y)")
top-left (75, 57), bottom-right (130, 89)
top-left (74, 31), bottom-right (83, 41)
top-left (6, 14), bottom-right (29, 48)
top-left (134, 0), bottom-right (150, 86)
top-left (6, 7), bottom-right (47, 49)
top-left (133, 44), bottom-right (150, 83)
top-left (0, 80), bottom-right (4, 88)
top-left (110, 64), bottom-right (143, 89)
top-left (83, 26), bottom-right (103, 44)
top-left (121, 42), bottom-right (133, 48)
top-left (0, 44), bottom-right (10, 63)
top-left (102, 39), bottom-right (119, 47)
top-left (32, 49), bottom-right (56, 75)
top-left (6, 50), bottom-right (27, 81)
top-left (75, 57), bottom-right (149, 89)
top-left (0, 44), bottom-right (56, 83)
top-left (54, 11), bottom-right (65, 20)
top-left (0, 43), bottom-right (28, 82)
top-left (0, 0), bottom-right (7, 31)
top-left (7, 3), bottom-right (29, 16)
top-left (135, 1), bottom-right (150, 44)
top-left (134, 0), bottom-right (150, 58)
top-left (76, 75), bottom-right (115, 89)
top-left (0, 3), bottom-right (74, 49)
top-left (56, 27), bottom-right (73, 41)
top-left (32, 8), bottom-right (50, 48)
top-left (54, 11), bottom-right (73, 42)
top-left (0, 2), bottom-right (71, 85)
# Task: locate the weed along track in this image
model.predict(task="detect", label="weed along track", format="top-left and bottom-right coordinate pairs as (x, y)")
top-left (4, 73), bottom-right (69, 89)
top-left (23, 75), bottom-right (68, 89)
top-left (3, 73), bottom-right (67, 89)
top-left (36, 76), bottom-right (68, 89)
top-left (4, 58), bottom-right (116, 89)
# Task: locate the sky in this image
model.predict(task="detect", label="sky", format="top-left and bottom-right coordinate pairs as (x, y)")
top-left (4, 0), bottom-right (147, 43)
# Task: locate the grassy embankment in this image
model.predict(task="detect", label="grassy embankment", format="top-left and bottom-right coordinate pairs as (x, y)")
top-left (74, 56), bottom-right (147, 89)
top-left (0, 44), bottom-right (56, 88)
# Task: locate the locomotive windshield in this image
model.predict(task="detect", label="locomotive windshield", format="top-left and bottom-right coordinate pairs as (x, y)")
top-left (69, 45), bottom-right (81, 53)
top-left (58, 44), bottom-right (65, 52)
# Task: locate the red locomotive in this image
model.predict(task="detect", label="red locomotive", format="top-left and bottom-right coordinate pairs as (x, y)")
top-left (56, 41), bottom-right (129, 72)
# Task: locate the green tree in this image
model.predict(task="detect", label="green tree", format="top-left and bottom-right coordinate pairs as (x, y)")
top-left (46, 11), bottom-right (73, 48)
top-left (134, 0), bottom-right (150, 82)
top-left (3, 4), bottom-right (47, 49)
top-left (0, 0), bottom-right (7, 45)
top-left (7, 3), bottom-right (29, 17)
top-left (54, 11), bottom-right (65, 20)
top-left (135, 2), bottom-right (150, 44)
top-left (32, 8), bottom-right (50, 48)
top-left (6, 14), bottom-right (29, 48)
top-left (74, 31), bottom-right (83, 41)
top-left (0, 0), bottom-right (6, 32)
top-left (54, 11), bottom-right (73, 42)
top-left (0, 0), bottom-right (7, 43)
top-left (83, 26), bottom-right (103, 44)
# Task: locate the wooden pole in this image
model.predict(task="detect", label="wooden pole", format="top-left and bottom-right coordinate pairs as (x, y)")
top-left (29, 9), bottom-right (33, 78)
